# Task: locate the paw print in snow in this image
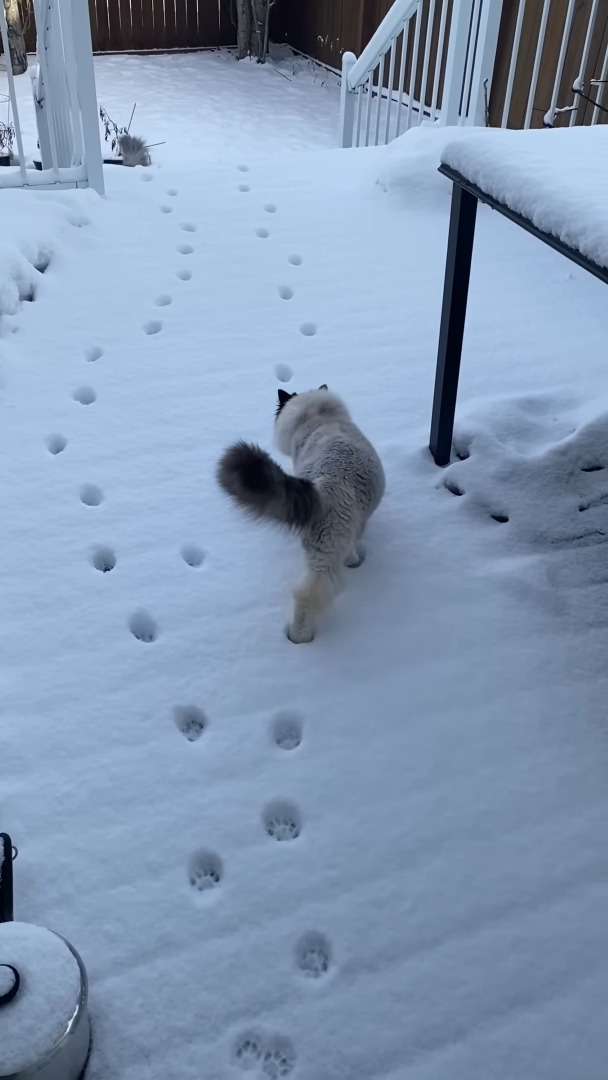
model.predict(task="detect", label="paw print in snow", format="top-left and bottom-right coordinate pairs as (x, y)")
top-left (296, 932), bottom-right (331, 978)
top-left (188, 849), bottom-right (222, 892)
top-left (263, 800), bottom-right (301, 841)
top-left (261, 1038), bottom-right (296, 1078)
top-left (233, 1034), bottom-right (295, 1077)
top-left (234, 1034), bottom-right (263, 1071)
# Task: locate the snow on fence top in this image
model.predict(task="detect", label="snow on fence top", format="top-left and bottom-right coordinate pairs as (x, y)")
top-left (442, 126), bottom-right (608, 272)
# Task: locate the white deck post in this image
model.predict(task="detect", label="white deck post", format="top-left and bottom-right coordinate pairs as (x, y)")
top-left (467, 0), bottom-right (504, 125)
top-left (30, 64), bottom-right (53, 168)
top-left (71, 0), bottom-right (104, 194)
top-left (440, 0), bottom-right (475, 126)
top-left (340, 52), bottom-right (357, 148)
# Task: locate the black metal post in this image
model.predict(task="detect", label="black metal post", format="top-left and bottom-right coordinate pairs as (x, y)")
top-left (0, 834), bottom-right (14, 923)
top-left (430, 182), bottom-right (478, 466)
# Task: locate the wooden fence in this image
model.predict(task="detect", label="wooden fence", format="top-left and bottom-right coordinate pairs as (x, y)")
top-left (21, 0), bottom-right (235, 52)
top-left (16, 0), bottom-right (380, 59)
top-left (12, 0), bottom-right (608, 133)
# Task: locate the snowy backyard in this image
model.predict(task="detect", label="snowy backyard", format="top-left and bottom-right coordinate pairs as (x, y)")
top-left (3, 47), bottom-right (608, 1080)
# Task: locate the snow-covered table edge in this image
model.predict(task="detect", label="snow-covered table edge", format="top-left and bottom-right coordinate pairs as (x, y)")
top-left (429, 161), bottom-right (608, 467)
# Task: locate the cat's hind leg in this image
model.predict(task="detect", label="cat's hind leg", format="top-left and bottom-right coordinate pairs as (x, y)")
top-left (287, 561), bottom-right (339, 644)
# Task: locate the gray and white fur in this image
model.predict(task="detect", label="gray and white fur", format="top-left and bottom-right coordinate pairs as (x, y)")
top-left (217, 386), bottom-right (385, 643)
top-left (118, 134), bottom-right (151, 167)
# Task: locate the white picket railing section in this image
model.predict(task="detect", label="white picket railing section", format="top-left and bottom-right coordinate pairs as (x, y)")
top-left (341, 0), bottom-right (608, 146)
top-left (500, 0), bottom-right (608, 129)
top-left (340, 0), bottom-right (503, 147)
top-left (0, 0), bottom-right (103, 192)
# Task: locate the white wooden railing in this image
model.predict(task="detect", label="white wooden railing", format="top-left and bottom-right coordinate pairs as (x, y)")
top-left (0, 0), bottom-right (103, 192)
top-left (500, 0), bottom-right (608, 129)
top-left (340, 0), bottom-right (503, 147)
top-left (341, 0), bottom-right (608, 145)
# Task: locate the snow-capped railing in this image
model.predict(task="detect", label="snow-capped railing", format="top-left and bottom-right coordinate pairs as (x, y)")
top-left (340, 0), bottom-right (503, 147)
top-left (0, 0), bottom-right (103, 192)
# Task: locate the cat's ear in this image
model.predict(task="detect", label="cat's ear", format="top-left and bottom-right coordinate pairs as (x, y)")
top-left (278, 389), bottom-right (292, 406)
top-left (318, 383), bottom-right (328, 390)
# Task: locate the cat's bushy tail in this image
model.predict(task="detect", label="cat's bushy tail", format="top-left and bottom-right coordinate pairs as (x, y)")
top-left (118, 134), bottom-right (151, 167)
top-left (217, 442), bottom-right (319, 531)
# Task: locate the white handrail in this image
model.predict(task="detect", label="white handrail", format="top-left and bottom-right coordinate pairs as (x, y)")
top-left (340, 0), bottom-right (504, 148)
top-left (341, 0), bottom-right (606, 147)
top-left (348, 0), bottom-right (419, 89)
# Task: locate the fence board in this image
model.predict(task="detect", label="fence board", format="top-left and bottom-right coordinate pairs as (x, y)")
top-left (141, 0), bottom-right (154, 50)
top-left (175, 0), bottom-right (189, 48)
top-left (23, 0), bottom-right (36, 51)
top-left (151, 0), bottom-right (165, 48)
top-left (198, 0), bottom-right (233, 46)
top-left (164, 0), bottom-right (177, 49)
top-left (185, 0), bottom-right (198, 45)
top-left (130, 0), bottom-right (144, 50)
top-left (119, 0), bottom-right (133, 50)
top-left (94, 0), bottom-right (111, 50)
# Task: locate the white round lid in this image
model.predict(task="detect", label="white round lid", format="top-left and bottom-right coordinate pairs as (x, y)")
top-left (0, 921), bottom-right (82, 1076)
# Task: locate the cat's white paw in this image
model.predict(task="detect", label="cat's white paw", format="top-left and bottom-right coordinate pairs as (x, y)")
top-left (286, 620), bottom-right (315, 644)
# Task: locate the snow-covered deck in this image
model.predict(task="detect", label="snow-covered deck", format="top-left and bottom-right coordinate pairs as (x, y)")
top-left (2, 54), bottom-right (608, 1080)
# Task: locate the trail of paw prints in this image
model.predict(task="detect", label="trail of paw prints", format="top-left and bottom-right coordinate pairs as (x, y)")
top-left (233, 1033), bottom-right (296, 1077)
top-left (236, 164), bottom-right (251, 193)
top-left (254, 203), bottom-right (278, 240)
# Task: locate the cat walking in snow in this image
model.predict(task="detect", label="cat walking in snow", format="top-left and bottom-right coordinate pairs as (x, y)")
top-left (217, 386), bottom-right (385, 643)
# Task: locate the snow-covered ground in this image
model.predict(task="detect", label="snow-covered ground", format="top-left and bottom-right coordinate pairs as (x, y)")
top-left (2, 52), bottom-right (608, 1080)
top-left (1, 47), bottom-right (341, 166)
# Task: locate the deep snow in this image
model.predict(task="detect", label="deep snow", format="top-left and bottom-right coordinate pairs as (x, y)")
top-left (2, 52), bottom-right (608, 1080)
top-left (1, 48), bottom-right (341, 167)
